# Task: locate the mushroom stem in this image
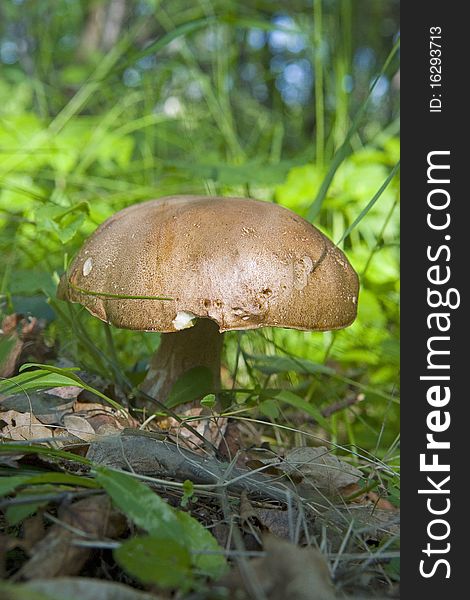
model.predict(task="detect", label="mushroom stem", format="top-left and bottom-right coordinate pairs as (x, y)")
top-left (139, 319), bottom-right (223, 411)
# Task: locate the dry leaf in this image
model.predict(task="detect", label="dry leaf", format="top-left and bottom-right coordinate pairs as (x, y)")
top-left (24, 578), bottom-right (165, 600)
top-left (238, 491), bottom-right (298, 543)
top-left (0, 534), bottom-right (20, 576)
top-left (261, 446), bottom-right (362, 498)
top-left (158, 409), bottom-right (228, 450)
top-left (1, 388), bottom-right (79, 425)
top-left (16, 494), bottom-right (127, 580)
top-left (63, 414), bottom-right (97, 442)
top-left (217, 419), bottom-right (244, 464)
top-left (240, 490), bottom-right (258, 525)
top-left (18, 512), bottom-right (47, 553)
top-left (72, 402), bottom-right (137, 431)
top-left (1, 410), bottom-right (53, 441)
top-left (0, 314), bottom-right (54, 378)
top-left (0, 332), bottom-right (22, 379)
top-left (256, 508), bottom-right (296, 540)
top-left (341, 483), bottom-right (398, 510)
top-left (318, 505), bottom-right (400, 544)
top-left (239, 490), bottom-right (263, 545)
top-left (220, 534), bottom-right (336, 600)
top-left (362, 490), bottom-right (396, 510)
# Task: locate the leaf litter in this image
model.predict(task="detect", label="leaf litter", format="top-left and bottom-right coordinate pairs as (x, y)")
top-left (0, 313), bottom-right (399, 598)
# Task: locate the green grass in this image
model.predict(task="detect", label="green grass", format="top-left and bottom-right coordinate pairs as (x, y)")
top-left (0, 0), bottom-right (399, 592)
top-left (1, 1), bottom-right (399, 441)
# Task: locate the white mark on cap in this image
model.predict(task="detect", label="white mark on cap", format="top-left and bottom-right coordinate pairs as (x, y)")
top-left (293, 255), bottom-right (313, 290)
top-left (83, 258), bottom-right (93, 276)
top-left (172, 311), bottom-right (197, 330)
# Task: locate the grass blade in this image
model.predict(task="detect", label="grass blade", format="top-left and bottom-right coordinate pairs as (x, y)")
top-left (307, 36), bottom-right (400, 221)
top-left (337, 160), bottom-right (400, 245)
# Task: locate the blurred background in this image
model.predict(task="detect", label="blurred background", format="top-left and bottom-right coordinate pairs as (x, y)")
top-left (0, 0), bottom-right (399, 464)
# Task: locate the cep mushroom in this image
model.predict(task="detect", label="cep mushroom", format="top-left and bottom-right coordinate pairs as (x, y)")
top-left (58, 196), bottom-right (359, 416)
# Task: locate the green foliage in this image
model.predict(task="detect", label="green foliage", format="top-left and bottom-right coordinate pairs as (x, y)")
top-left (0, 468), bottom-right (99, 528)
top-left (115, 536), bottom-right (193, 588)
top-left (0, 442), bottom-right (91, 465)
top-left (274, 390), bottom-right (331, 431)
top-left (200, 393), bottom-right (217, 409)
top-left (0, 0), bottom-right (399, 472)
top-left (34, 201), bottom-right (90, 244)
top-left (181, 479), bottom-right (196, 507)
top-left (166, 366), bottom-right (214, 409)
top-left (5, 501), bottom-right (47, 526)
top-left (0, 363), bottom-right (124, 411)
top-left (0, 472), bottom-right (98, 499)
top-left (0, 476), bottom-right (31, 498)
top-left (0, 2), bottom-right (400, 591)
top-left (95, 468), bottom-right (227, 586)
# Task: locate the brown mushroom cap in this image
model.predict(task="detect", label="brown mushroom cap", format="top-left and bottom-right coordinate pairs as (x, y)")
top-left (57, 196), bottom-right (359, 333)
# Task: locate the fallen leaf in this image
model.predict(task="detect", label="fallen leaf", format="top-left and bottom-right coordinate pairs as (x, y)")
top-left (8, 577), bottom-right (164, 600)
top-left (240, 490), bottom-right (258, 525)
top-left (217, 420), bottom-right (243, 464)
top-left (362, 490), bottom-right (396, 510)
top-left (261, 446), bottom-right (363, 498)
top-left (240, 491), bottom-right (296, 541)
top-left (18, 512), bottom-right (47, 551)
top-left (0, 330), bottom-right (22, 379)
top-left (318, 505), bottom-right (400, 545)
top-left (16, 494), bottom-right (127, 580)
top-left (63, 415), bottom-right (97, 442)
top-left (1, 389), bottom-right (79, 425)
top-left (0, 314), bottom-right (54, 378)
top-left (256, 508), bottom-right (296, 540)
top-left (72, 402), bottom-right (136, 433)
top-left (1, 410), bottom-right (53, 441)
top-left (239, 490), bottom-right (263, 545)
top-left (219, 534), bottom-right (336, 600)
top-left (341, 483), bottom-right (398, 510)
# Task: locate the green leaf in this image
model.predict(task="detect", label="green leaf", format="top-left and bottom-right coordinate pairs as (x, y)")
top-left (167, 159), bottom-right (299, 186)
top-left (3, 363), bottom-right (125, 412)
top-left (275, 164), bottom-right (325, 215)
top-left (176, 511), bottom-right (228, 579)
top-left (26, 472), bottom-right (100, 488)
top-left (95, 468), bottom-right (227, 579)
top-left (200, 393), bottom-right (216, 408)
top-left (0, 443), bottom-right (90, 465)
top-left (166, 366), bottom-right (213, 410)
top-left (115, 536), bottom-right (192, 589)
top-left (0, 475), bottom-right (30, 498)
top-left (181, 479), bottom-right (195, 508)
top-left (7, 270), bottom-right (56, 296)
top-left (258, 399), bottom-right (280, 419)
top-left (1, 472), bottom-right (98, 525)
top-left (0, 369), bottom-right (81, 397)
top-left (250, 354), bottom-right (334, 377)
top-left (385, 556), bottom-right (400, 581)
top-left (6, 500), bottom-right (47, 526)
top-left (35, 201), bottom-right (90, 244)
top-left (0, 472), bottom-right (98, 499)
top-left (94, 468), bottom-right (183, 539)
top-left (274, 390), bottom-right (331, 431)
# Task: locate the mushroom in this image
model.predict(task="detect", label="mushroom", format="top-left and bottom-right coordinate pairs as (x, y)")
top-left (57, 195), bottom-right (359, 418)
